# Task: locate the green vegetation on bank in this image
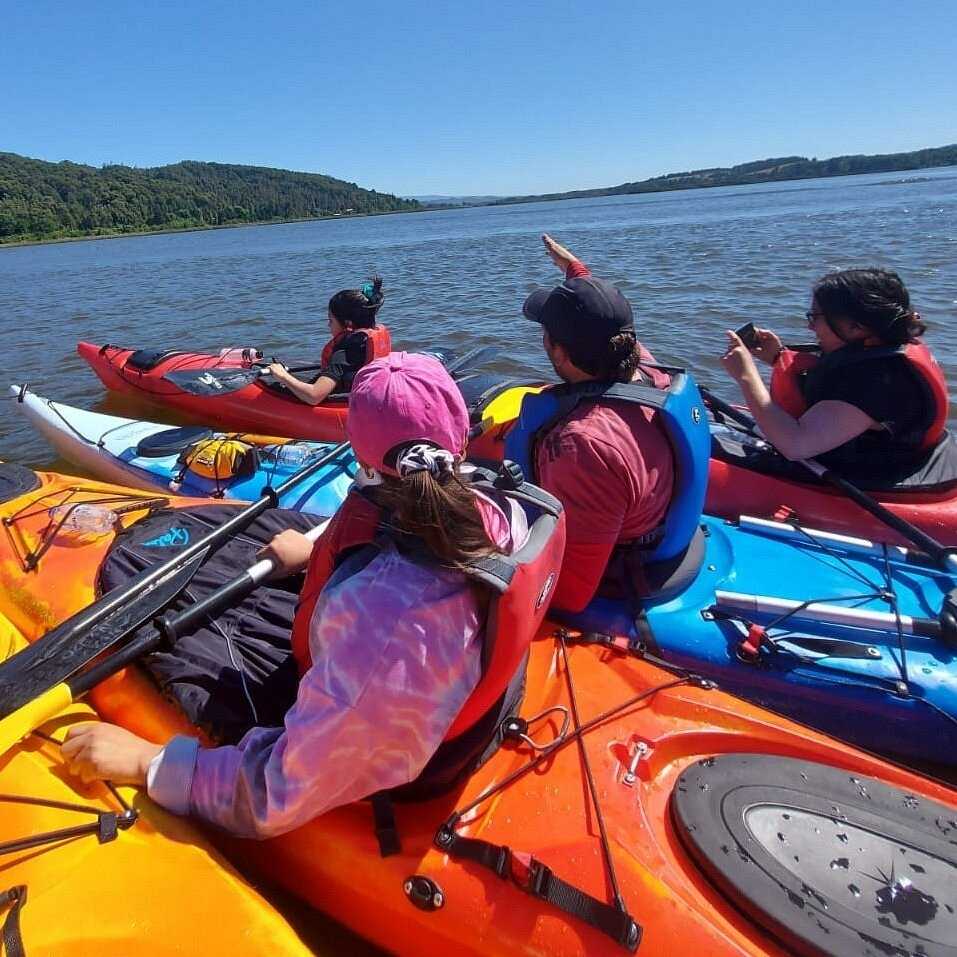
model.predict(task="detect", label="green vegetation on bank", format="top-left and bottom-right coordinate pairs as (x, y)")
top-left (492, 144), bottom-right (957, 206)
top-left (0, 153), bottom-right (420, 244)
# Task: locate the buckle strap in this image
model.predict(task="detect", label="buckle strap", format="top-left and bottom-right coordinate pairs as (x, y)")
top-left (435, 832), bottom-right (641, 952)
top-left (1, 885), bottom-right (27, 957)
top-left (370, 791), bottom-right (401, 857)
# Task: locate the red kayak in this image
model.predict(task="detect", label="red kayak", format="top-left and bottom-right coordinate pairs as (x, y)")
top-left (78, 341), bottom-right (349, 442)
top-left (79, 341), bottom-right (957, 546)
top-left (707, 453), bottom-right (957, 545)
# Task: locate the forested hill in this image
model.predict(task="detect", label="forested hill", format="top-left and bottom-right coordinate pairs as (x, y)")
top-left (0, 153), bottom-right (420, 244)
top-left (493, 143), bottom-right (957, 205)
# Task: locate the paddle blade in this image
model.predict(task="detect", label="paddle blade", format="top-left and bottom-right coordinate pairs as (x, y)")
top-left (0, 548), bottom-right (209, 720)
top-left (163, 367), bottom-right (262, 396)
top-left (0, 682), bottom-right (73, 757)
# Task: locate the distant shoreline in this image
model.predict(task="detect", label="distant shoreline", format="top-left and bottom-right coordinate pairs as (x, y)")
top-left (0, 207), bottom-right (423, 250)
top-left (4, 153), bottom-right (955, 250)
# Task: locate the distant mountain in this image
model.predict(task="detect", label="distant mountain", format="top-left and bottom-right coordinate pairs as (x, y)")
top-left (490, 143), bottom-right (957, 206)
top-left (412, 194), bottom-right (504, 206)
top-left (0, 153), bottom-right (421, 244)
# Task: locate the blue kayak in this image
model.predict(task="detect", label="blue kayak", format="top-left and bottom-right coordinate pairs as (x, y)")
top-left (560, 514), bottom-right (957, 766)
top-left (12, 385), bottom-right (356, 516)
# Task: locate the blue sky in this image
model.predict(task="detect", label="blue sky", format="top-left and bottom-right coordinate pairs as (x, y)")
top-left (5, 0), bottom-right (956, 196)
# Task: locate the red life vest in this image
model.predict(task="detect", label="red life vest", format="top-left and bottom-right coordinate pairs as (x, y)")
top-left (770, 342), bottom-right (948, 451)
top-left (290, 478), bottom-right (566, 741)
top-left (319, 325), bottom-right (392, 369)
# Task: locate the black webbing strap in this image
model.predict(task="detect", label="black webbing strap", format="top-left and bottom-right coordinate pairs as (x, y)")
top-left (370, 791), bottom-right (401, 857)
top-left (0, 798), bottom-right (135, 857)
top-left (1, 885), bottom-right (27, 957)
top-left (436, 831), bottom-right (641, 952)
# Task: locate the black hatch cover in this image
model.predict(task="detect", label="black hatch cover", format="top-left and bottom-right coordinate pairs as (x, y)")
top-left (672, 753), bottom-right (957, 957)
top-left (136, 426), bottom-right (213, 458)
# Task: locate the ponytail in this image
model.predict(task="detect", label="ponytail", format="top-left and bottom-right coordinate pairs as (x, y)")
top-left (813, 268), bottom-right (925, 345)
top-left (561, 330), bottom-right (643, 382)
top-left (375, 447), bottom-right (498, 569)
top-left (329, 275), bottom-right (385, 329)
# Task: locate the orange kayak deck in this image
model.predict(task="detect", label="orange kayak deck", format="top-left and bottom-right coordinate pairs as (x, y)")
top-left (2, 469), bottom-right (955, 957)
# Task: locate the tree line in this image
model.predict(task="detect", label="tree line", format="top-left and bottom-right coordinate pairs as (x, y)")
top-left (0, 153), bottom-right (421, 243)
top-left (492, 143), bottom-right (957, 205)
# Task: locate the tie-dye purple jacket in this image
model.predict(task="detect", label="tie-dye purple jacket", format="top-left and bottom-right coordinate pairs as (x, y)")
top-left (147, 497), bottom-right (516, 838)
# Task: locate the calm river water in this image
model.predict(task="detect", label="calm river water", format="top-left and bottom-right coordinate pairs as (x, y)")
top-left (1, 166), bottom-right (956, 469)
top-left (0, 166), bottom-right (956, 952)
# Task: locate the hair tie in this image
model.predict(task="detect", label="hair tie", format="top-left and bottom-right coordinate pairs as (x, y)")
top-left (361, 281), bottom-right (375, 301)
top-left (397, 443), bottom-right (455, 479)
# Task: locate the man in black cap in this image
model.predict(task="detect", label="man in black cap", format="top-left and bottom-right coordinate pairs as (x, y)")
top-left (514, 234), bottom-right (675, 612)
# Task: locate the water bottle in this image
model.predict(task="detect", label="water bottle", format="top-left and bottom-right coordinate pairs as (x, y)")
top-left (276, 444), bottom-right (314, 469)
top-left (218, 346), bottom-right (262, 365)
top-left (50, 504), bottom-right (118, 540)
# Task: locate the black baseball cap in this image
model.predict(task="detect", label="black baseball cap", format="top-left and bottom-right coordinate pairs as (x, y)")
top-left (522, 276), bottom-right (634, 350)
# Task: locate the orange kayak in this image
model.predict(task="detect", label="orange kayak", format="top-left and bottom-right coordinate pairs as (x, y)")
top-left (0, 610), bottom-right (310, 956)
top-left (2, 465), bottom-right (955, 957)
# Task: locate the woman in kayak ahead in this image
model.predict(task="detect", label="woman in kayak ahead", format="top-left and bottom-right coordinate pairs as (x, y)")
top-left (721, 268), bottom-right (952, 484)
top-left (268, 276), bottom-right (392, 405)
top-left (60, 353), bottom-right (564, 839)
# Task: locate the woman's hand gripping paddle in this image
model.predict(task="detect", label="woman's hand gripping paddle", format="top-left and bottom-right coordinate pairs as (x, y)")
top-left (0, 439), bottom-right (351, 741)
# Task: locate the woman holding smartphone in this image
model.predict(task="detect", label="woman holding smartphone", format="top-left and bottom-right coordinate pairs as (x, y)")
top-left (720, 268), bottom-right (953, 484)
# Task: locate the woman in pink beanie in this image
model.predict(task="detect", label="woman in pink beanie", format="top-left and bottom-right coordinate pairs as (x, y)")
top-left (63, 353), bottom-right (546, 839)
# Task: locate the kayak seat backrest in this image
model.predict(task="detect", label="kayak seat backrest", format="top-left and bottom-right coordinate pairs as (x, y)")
top-left (136, 426), bottom-right (214, 458)
top-left (127, 349), bottom-right (188, 372)
top-left (550, 524), bottom-right (707, 637)
top-left (454, 372), bottom-right (530, 422)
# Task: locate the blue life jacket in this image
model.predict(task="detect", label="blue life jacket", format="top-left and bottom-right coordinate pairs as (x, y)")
top-left (503, 368), bottom-right (710, 571)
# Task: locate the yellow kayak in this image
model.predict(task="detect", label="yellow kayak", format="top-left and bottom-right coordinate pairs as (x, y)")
top-left (0, 611), bottom-right (311, 957)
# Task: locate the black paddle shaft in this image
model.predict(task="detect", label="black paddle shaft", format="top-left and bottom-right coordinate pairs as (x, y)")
top-left (67, 567), bottom-right (262, 699)
top-left (0, 438), bottom-right (350, 717)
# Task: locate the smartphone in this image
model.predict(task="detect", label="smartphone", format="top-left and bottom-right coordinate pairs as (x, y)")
top-left (735, 322), bottom-right (760, 351)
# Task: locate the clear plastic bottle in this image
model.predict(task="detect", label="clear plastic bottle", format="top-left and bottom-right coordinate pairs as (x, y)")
top-left (218, 347), bottom-right (263, 365)
top-left (50, 504), bottom-right (118, 539)
top-left (276, 444), bottom-right (315, 469)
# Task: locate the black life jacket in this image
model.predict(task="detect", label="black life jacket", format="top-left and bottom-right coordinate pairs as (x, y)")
top-left (770, 342), bottom-right (949, 473)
